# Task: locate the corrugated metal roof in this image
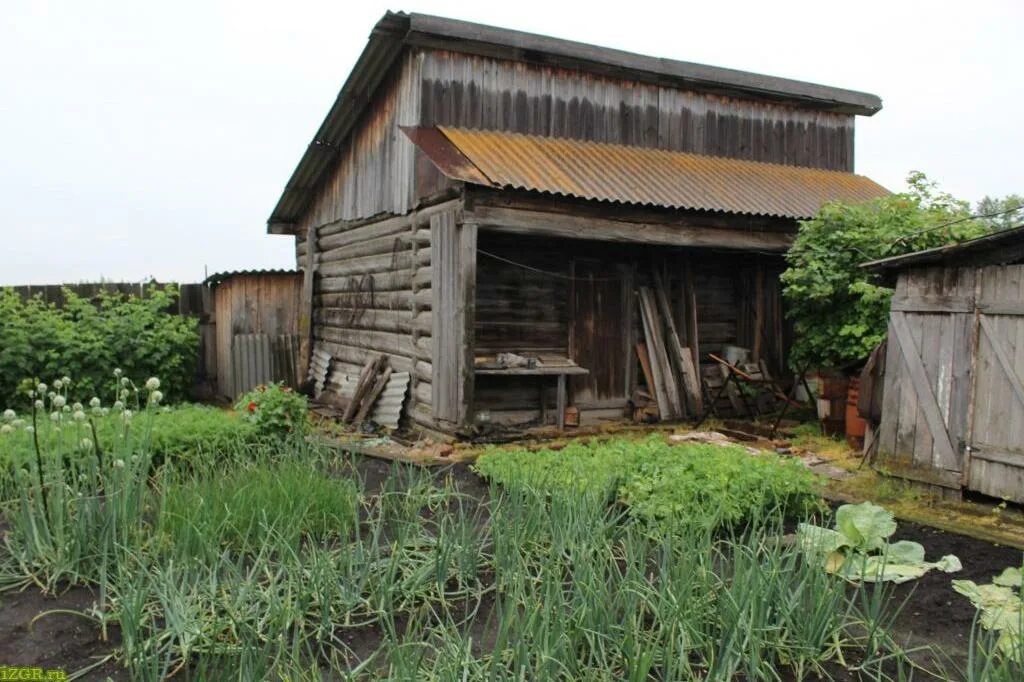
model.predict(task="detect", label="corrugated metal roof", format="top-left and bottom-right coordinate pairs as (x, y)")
top-left (407, 126), bottom-right (889, 219)
top-left (267, 11), bottom-right (883, 231)
top-left (204, 269), bottom-right (300, 287)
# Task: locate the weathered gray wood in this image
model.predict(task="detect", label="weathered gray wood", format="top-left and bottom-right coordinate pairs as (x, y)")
top-left (652, 271), bottom-right (703, 414)
top-left (475, 366), bottom-right (589, 376)
top-left (319, 271), bottom-right (421, 294)
top-left (297, 224), bottom-right (319, 381)
top-left (318, 250), bottom-right (430, 279)
top-left (319, 230), bottom-right (430, 264)
top-left (430, 210), bottom-right (475, 427)
top-left (472, 205), bottom-right (793, 251)
top-left (638, 287), bottom-right (682, 419)
top-left (891, 297), bottom-right (973, 314)
top-left (890, 312), bottom-right (958, 471)
top-left (315, 308), bottom-right (417, 334)
top-left (556, 374), bottom-right (567, 430)
top-left (343, 355), bottom-right (386, 423)
top-left (317, 326), bottom-right (431, 361)
top-left (355, 366), bottom-right (394, 423)
top-left (318, 290), bottom-right (428, 311)
top-left (978, 315), bottom-right (1024, 411)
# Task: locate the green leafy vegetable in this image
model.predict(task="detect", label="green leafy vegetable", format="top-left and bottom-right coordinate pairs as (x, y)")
top-left (953, 568), bottom-right (1024, 662)
top-left (798, 501), bottom-right (961, 584)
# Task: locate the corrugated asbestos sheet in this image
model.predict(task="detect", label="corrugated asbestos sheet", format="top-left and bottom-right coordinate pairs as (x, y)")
top-left (231, 333), bottom-right (300, 397)
top-left (406, 126), bottom-right (889, 219)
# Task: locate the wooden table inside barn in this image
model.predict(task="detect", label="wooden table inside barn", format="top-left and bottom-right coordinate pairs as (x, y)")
top-left (474, 363), bottom-right (589, 430)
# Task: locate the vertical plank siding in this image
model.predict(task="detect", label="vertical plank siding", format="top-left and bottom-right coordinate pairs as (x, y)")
top-left (966, 264), bottom-right (1024, 501)
top-left (213, 273), bottom-right (302, 399)
top-left (294, 52), bottom-right (423, 234)
top-left (876, 263), bottom-right (1024, 503)
top-left (417, 49), bottom-right (854, 170)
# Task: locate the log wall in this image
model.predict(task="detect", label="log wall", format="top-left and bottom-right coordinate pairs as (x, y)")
top-left (307, 200), bottom-right (460, 432)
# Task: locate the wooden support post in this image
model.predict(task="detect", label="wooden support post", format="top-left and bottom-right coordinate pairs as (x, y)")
top-left (430, 211), bottom-right (476, 429)
top-left (297, 224), bottom-right (320, 382)
top-left (683, 257), bottom-right (700, 371)
top-left (556, 374), bottom-right (567, 430)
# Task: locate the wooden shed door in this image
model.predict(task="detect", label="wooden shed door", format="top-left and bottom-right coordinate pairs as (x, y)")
top-left (570, 259), bottom-right (631, 404)
top-left (965, 265), bottom-right (1024, 500)
top-left (876, 267), bottom-right (976, 488)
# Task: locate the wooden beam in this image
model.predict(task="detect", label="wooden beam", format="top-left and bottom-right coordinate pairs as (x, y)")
top-left (297, 223), bottom-right (319, 381)
top-left (472, 205), bottom-right (794, 251)
top-left (430, 210), bottom-right (476, 428)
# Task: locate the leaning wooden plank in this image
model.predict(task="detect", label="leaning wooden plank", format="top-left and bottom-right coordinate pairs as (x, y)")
top-left (652, 271), bottom-right (703, 415)
top-left (343, 355), bottom-right (385, 423)
top-left (640, 287), bottom-right (683, 418)
top-left (355, 367), bottom-right (394, 423)
top-left (635, 343), bottom-right (657, 403)
top-left (639, 302), bottom-right (670, 420)
top-left (638, 288), bottom-right (681, 419)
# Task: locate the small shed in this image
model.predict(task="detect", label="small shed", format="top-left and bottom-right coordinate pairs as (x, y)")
top-left (863, 226), bottom-right (1024, 502)
top-left (205, 269), bottom-right (302, 399)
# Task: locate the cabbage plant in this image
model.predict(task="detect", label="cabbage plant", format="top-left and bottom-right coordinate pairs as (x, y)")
top-left (798, 501), bottom-right (961, 583)
top-left (954, 564), bottom-right (1023, 661)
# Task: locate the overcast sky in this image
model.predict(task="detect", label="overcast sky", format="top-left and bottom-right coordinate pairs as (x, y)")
top-left (2, 0), bottom-right (1021, 285)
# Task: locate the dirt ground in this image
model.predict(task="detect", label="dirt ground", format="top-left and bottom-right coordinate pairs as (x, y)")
top-left (0, 455), bottom-right (1019, 681)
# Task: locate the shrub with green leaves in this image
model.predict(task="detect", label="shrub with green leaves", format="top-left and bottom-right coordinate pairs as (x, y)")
top-left (782, 172), bottom-right (988, 369)
top-left (798, 501), bottom-right (961, 583)
top-left (474, 435), bottom-right (821, 529)
top-left (0, 286), bottom-right (198, 404)
top-left (235, 382), bottom-right (307, 438)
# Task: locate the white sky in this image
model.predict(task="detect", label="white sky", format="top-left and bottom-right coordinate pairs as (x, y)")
top-left (2, 0), bottom-right (1021, 285)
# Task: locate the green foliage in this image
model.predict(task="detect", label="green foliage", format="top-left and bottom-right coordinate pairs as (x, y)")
top-left (0, 396), bottom-right (254, 491)
top-left (798, 501), bottom-right (962, 584)
top-left (235, 382), bottom-right (308, 438)
top-left (0, 286), bottom-right (198, 404)
top-left (976, 194), bottom-right (1024, 231)
top-left (954, 561), bottom-right (1024, 662)
top-left (474, 435), bottom-right (821, 529)
top-left (782, 172), bottom-right (989, 369)
top-left (160, 461), bottom-right (358, 551)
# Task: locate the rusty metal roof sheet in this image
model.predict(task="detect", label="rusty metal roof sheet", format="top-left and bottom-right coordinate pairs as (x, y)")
top-left (408, 126), bottom-right (889, 219)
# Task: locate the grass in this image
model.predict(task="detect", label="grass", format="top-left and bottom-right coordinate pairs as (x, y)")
top-left (159, 460), bottom-right (359, 552)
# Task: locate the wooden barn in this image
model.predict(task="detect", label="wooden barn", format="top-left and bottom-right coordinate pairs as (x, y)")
top-left (267, 12), bottom-right (888, 436)
top-left (862, 227), bottom-right (1024, 503)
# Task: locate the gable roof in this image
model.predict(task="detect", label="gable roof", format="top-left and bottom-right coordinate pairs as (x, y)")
top-left (269, 11), bottom-right (883, 232)
top-left (405, 126), bottom-right (889, 219)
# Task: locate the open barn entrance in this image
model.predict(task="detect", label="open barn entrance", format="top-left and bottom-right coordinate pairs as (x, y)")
top-left (471, 231), bottom-right (790, 429)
